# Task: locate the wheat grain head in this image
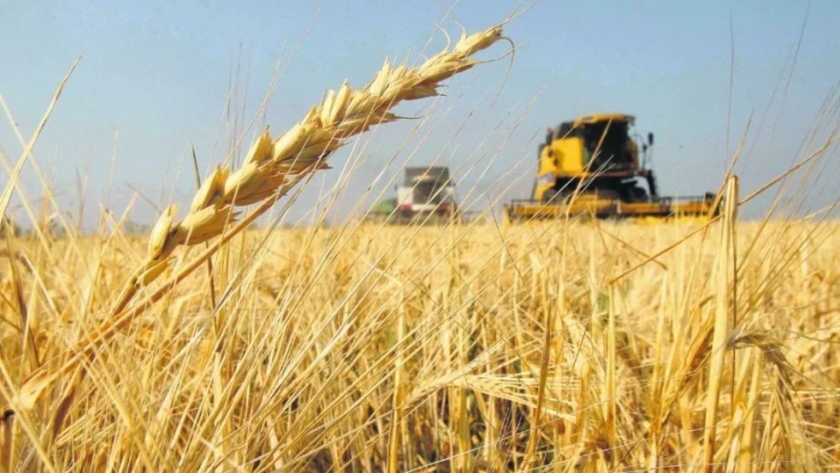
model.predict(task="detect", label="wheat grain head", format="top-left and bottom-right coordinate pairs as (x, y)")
top-left (140, 25), bottom-right (506, 284)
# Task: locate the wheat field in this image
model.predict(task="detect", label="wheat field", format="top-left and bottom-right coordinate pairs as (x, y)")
top-left (1, 216), bottom-right (839, 471)
top-left (2, 14), bottom-right (840, 473)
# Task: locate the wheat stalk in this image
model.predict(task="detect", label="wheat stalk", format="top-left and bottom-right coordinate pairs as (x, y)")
top-left (9, 24), bottom-right (508, 413)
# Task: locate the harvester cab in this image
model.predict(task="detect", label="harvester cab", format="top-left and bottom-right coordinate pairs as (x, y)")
top-left (505, 113), bottom-right (720, 223)
top-left (397, 166), bottom-right (456, 215)
top-left (535, 113), bottom-right (655, 203)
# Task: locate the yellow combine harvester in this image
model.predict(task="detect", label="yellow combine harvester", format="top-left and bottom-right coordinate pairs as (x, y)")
top-left (503, 113), bottom-right (720, 224)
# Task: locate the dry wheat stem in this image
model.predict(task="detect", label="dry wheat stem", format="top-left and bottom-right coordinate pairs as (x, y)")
top-left (9, 24), bottom-right (508, 413)
top-left (0, 58), bottom-right (81, 218)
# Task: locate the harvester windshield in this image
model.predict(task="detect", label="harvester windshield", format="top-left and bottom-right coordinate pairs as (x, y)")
top-left (405, 166), bottom-right (453, 205)
top-left (580, 119), bottom-right (633, 172)
top-left (414, 182), bottom-right (446, 204)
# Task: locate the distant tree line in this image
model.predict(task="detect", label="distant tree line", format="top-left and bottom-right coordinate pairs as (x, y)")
top-left (0, 215), bottom-right (334, 238)
top-left (1, 216), bottom-right (66, 239)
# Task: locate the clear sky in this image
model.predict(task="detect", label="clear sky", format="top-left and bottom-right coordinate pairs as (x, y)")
top-left (2, 1), bottom-right (839, 229)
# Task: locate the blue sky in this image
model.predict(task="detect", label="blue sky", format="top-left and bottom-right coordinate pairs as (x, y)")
top-left (1, 1), bottom-right (838, 228)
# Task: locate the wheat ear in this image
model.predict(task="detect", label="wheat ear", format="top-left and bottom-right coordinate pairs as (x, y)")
top-left (9, 24), bottom-right (508, 413)
top-left (109, 25), bottom-right (506, 314)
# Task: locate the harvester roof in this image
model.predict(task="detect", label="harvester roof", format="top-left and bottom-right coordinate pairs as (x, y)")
top-left (572, 113), bottom-right (635, 127)
top-left (550, 113), bottom-right (635, 140)
top-left (404, 166), bottom-right (451, 185)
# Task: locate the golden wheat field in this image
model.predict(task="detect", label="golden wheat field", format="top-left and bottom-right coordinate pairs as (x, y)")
top-left (1, 9), bottom-right (840, 472)
top-left (0, 216), bottom-right (839, 472)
